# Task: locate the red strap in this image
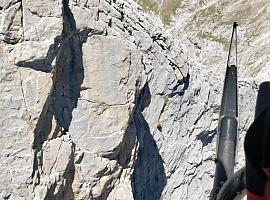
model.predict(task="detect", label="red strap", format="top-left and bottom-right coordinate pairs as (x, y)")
top-left (248, 181), bottom-right (270, 200)
top-left (263, 168), bottom-right (270, 178)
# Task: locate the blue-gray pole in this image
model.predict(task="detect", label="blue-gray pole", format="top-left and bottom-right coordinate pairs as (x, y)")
top-left (210, 22), bottom-right (239, 200)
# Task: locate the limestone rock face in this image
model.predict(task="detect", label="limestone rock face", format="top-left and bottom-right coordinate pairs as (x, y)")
top-left (0, 0), bottom-right (268, 200)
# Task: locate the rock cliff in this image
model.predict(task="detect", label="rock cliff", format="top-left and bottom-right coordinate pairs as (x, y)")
top-left (0, 0), bottom-right (268, 199)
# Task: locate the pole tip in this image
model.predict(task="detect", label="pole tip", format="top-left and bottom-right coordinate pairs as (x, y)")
top-left (233, 22), bottom-right (238, 28)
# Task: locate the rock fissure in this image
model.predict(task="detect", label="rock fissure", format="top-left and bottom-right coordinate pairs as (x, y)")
top-left (18, 69), bottom-right (29, 114)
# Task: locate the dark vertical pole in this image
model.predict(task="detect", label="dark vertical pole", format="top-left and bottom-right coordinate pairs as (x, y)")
top-left (210, 22), bottom-right (239, 200)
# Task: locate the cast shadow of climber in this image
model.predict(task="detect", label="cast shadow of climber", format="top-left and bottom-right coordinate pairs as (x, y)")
top-left (196, 128), bottom-right (217, 148)
top-left (132, 82), bottom-right (167, 200)
top-left (22, 2), bottom-right (96, 199)
top-left (169, 72), bottom-right (190, 98)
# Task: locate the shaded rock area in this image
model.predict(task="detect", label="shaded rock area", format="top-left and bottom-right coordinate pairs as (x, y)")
top-left (0, 0), bottom-right (268, 200)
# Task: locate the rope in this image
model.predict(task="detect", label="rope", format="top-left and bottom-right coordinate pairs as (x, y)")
top-left (227, 22), bottom-right (238, 67)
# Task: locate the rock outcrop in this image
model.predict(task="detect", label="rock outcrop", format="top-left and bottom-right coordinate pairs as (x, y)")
top-left (0, 0), bottom-right (268, 200)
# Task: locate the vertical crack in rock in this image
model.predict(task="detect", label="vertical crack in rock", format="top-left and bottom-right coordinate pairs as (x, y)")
top-left (132, 82), bottom-right (167, 200)
top-left (18, 69), bottom-right (29, 115)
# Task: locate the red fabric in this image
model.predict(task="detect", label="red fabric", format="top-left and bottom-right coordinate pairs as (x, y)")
top-left (247, 191), bottom-right (266, 200)
top-left (247, 175), bottom-right (270, 200)
top-left (245, 107), bottom-right (270, 200)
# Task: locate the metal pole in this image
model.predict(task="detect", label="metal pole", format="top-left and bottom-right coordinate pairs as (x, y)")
top-left (210, 22), bottom-right (239, 200)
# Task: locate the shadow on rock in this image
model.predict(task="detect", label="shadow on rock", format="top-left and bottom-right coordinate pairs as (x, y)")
top-left (30, 1), bottom-right (92, 199)
top-left (169, 72), bottom-right (190, 97)
top-left (132, 82), bottom-right (167, 200)
top-left (196, 129), bottom-right (217, 147)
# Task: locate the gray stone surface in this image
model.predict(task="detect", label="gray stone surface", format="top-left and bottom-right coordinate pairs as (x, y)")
top-left (0, 0), bottom-right (268, 199)
top-left (0, 1), bottom-right (23, 44)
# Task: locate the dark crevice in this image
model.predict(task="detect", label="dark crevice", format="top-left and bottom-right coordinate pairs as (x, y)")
top-left (1, 0), bottom-right (21, 10)
top-left (108, 18), bottom-right (112, 27)
top-left (26, 7), bottom-right (42, 18)
top-left (194, 107), bottom-right (211, 125)
top-left (74, 150), bottom-right (84, 164)
top-left (3, 193), bottom-right (11, 200)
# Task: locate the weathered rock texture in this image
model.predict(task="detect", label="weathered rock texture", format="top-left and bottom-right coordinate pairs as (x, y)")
top-left (0, 0), bottom-right (268, 199)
